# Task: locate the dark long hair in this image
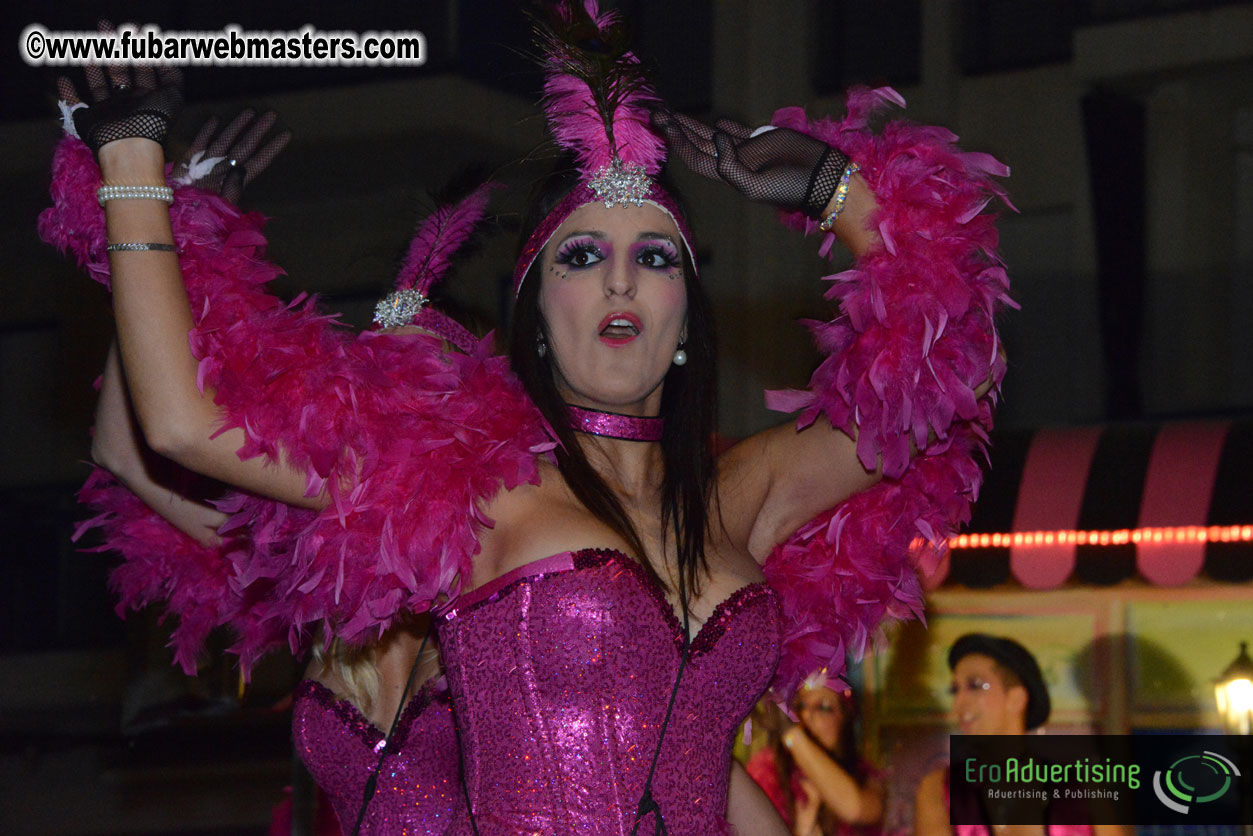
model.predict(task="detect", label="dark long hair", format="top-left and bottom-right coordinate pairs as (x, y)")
top-left (773, 690), bottom-right (865, 832)
top-left (508, 162), bottom-right (717, 598)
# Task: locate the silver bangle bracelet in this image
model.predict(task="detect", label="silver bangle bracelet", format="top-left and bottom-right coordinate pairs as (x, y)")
top-left (97, 184), bottom-right (175, 207)
top-left (106, 242), bottom-right (178, 252)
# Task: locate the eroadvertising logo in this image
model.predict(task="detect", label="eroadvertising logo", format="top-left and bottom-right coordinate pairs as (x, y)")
top-left (950, 735), bottom-right (1250, 827)
top-left (1152, 750), bottom-right (1240, 815)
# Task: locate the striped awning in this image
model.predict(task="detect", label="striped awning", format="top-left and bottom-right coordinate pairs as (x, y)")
top-left (930, 419), bottom-right (1253, 589)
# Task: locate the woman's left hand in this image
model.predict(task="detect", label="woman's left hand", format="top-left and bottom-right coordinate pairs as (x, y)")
top-left (170, 110), bottom-right (291, 204)
top-left (653, 110), bottom-right (849, 218)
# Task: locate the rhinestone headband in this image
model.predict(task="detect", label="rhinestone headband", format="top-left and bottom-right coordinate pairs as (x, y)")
top-left (513, 178), bottom-right (697, 296)
top-left (588, 158), bottom-right (651, 208)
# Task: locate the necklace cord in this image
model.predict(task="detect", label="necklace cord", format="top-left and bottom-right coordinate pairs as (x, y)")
top-left (349, 627), bottom-right (432, 836)
top-left (630, 517), bottom-right (692, 836)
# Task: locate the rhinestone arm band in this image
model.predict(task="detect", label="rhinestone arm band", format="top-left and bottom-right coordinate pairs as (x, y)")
top-left (818, 162), bottom-right (861, 233)
top-left (97, 184), bottom-right (175, 207)
top-left (106, 242), bottom-right (177, 252)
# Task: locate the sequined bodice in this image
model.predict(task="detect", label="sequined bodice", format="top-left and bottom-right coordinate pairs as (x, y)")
top-left (292, 678), bottom-right (464, 835)
top-left (438, 548), bottom-right (781, 836)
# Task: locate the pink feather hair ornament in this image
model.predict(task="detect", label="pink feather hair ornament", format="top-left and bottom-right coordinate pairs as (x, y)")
top-left (513, 0), bottom-right (696, 293)
top-left (373, 182), bottom-right (502, 353)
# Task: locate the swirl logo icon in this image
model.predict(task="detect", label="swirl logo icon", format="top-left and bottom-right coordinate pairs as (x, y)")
top-left (1153, 751), bottom-right (1241, 814)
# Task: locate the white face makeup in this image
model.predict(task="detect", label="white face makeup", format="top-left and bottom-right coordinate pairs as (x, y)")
top-left (538, 202), bottom-right (688, 416)
top-left (949, 654), bottom-right (1026, 736)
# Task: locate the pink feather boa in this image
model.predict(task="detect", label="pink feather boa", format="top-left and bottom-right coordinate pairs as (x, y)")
top-left (76, 467), bottom-right (235, 675)
top-left (44, 86), bottom-right (1009, 691)
top-left (41, 136), bottom-right (554, 673)
top-left (762, 88), bottom-right (1014, 701)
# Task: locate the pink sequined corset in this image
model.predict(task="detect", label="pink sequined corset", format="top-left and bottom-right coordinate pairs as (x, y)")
top-left (293, 678), bottom-right (464, 835)
top-left (437, 548), bottom-right (781, 836)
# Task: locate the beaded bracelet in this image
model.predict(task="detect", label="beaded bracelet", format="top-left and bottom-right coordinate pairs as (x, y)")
top-left (97, 184), bottom-right (175, 207)
top-left (818, 162), bottom-right (861, 233)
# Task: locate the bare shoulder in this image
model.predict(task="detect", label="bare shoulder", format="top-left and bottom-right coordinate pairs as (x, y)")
top-left (474, 459), bottom-right (630, 587)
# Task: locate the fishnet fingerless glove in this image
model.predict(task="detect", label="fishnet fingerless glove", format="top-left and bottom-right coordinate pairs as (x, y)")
top-left (76, 85), bottom-right (183, 152)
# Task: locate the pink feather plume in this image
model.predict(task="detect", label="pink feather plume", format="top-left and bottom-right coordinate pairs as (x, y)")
top-left (395, 182), bottom-right (500, 294)
top-left (536, 0), bottom-right (667, 178)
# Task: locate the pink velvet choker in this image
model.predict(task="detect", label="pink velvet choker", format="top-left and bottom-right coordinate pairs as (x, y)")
top-left (566, 405), bottom-right (664, 442)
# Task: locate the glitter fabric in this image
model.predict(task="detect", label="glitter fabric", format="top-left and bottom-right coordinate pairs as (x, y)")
top-left (566, 405), bottom-right (664, 442)
top-left (438, 548), bottom-right (781, 835)
top-left (293, 677), bottom-right (465, 835)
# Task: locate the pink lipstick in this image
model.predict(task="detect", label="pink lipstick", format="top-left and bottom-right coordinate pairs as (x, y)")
top-left (598, 312), bottom-right (642, 345)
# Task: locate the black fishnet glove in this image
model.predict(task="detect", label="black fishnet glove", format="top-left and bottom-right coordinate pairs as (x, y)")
top-left (653, 111), bottom-right (850, 219)
top-left (170, 110), bottom-right (291, 204)
top-left (56, 23), bottom-right (183, 154)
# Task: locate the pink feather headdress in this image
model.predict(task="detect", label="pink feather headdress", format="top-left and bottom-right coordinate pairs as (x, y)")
top-left (513, 0), bottom-right (696, 294)
top-left (373, 182), bottom-right (500, 353)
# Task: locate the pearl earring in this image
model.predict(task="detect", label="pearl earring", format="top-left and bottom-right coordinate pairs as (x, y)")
top-left (672, 347), bottom-right (687, 366)
top-left (536, 334), bottom-right (547, 358)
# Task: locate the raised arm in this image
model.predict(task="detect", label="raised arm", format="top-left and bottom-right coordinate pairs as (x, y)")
top-left (658, 91), bottom-right (1012, 698)
top-left (714, 162), bottom-right (885, 559)
top-left (44, 74), bottom-right (552, 670)
top-left (781, 726), bottom-right (884, 828)
top-left (100, 137), bottom-right (328, 506)
top-left (57, 66), bottom-right (325, 508)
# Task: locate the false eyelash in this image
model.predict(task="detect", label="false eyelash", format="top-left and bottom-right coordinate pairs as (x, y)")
top-left (554, 237), bottom-right (606, 266)
top-left (633, 241), bottom-right (681, 268)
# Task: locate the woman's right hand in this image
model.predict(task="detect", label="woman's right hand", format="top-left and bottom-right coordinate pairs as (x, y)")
top-left (56, 23), bottom-right (183, 155)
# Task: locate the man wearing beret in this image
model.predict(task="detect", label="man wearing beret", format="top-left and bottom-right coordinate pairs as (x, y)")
top-left (914, 634), bottom-right (1126, 836)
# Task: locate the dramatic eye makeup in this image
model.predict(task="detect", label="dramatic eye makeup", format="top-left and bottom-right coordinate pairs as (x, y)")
top-left (630, 238), bottom-right (680, 270)
top-left (553, 235), bottom-right (609, 269)
top-left (947, 677), bottom-right (993, 696)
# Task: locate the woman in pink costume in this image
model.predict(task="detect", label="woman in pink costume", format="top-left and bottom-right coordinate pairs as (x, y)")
top-left (91, 343), bottom-right (460, 836)
top-left (746, 675), bottom-right (883, 836)
top-left (75, 107), bottom-right (466, 835)
top-left (42, 4), bottom-right (1011, 834)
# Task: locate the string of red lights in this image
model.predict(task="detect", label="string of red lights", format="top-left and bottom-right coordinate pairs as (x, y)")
top-left (948, 525), bottom-right (1253, 550)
